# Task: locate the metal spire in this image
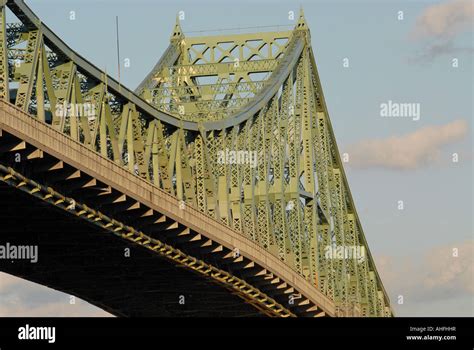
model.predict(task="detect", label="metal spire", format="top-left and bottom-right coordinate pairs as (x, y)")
top-left (170, 14), bottom-right (184, 41)
top-left (296, 6), bottom-right (308, 30)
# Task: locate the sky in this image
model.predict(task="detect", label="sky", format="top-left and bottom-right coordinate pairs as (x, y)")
top-left (0, 0), bottom-right (472, 317)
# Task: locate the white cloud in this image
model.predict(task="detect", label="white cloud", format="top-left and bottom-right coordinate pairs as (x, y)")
top-left (409, 0), bottom-right (474, 61)
top-left (345, 120), bottom-right (468, 170)
top-left (376, 240), bottom-right (474, 316)
top-left (0, 273), bottom-right (112, 317)
top-left (411, 0), bottom-right (474, 40)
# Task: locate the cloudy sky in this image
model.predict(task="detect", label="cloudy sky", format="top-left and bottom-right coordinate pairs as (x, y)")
top-left (0, 0), bottom-right (472, 317)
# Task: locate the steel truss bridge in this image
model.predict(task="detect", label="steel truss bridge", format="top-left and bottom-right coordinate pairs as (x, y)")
top-left (0, 0), bottom-right (392, 317)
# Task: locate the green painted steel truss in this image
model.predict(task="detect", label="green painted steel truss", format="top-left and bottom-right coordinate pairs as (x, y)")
top-left (0, 0), bottom-right (392, 316)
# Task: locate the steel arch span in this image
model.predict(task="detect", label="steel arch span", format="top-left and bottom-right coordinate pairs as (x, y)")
top-left (0, 0), bottom-right (392, 317)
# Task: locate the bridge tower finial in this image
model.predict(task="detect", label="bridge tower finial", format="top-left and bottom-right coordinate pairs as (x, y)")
top-left (170, 14), bottom-right (184, 41)
top-left (295, 6), bottom-right (311, 44)
top-left (295, 6), bottom-right (308, 31)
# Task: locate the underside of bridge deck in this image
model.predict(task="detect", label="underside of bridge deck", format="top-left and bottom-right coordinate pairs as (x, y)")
top-left (0, 183), bottom-right (264, 317)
